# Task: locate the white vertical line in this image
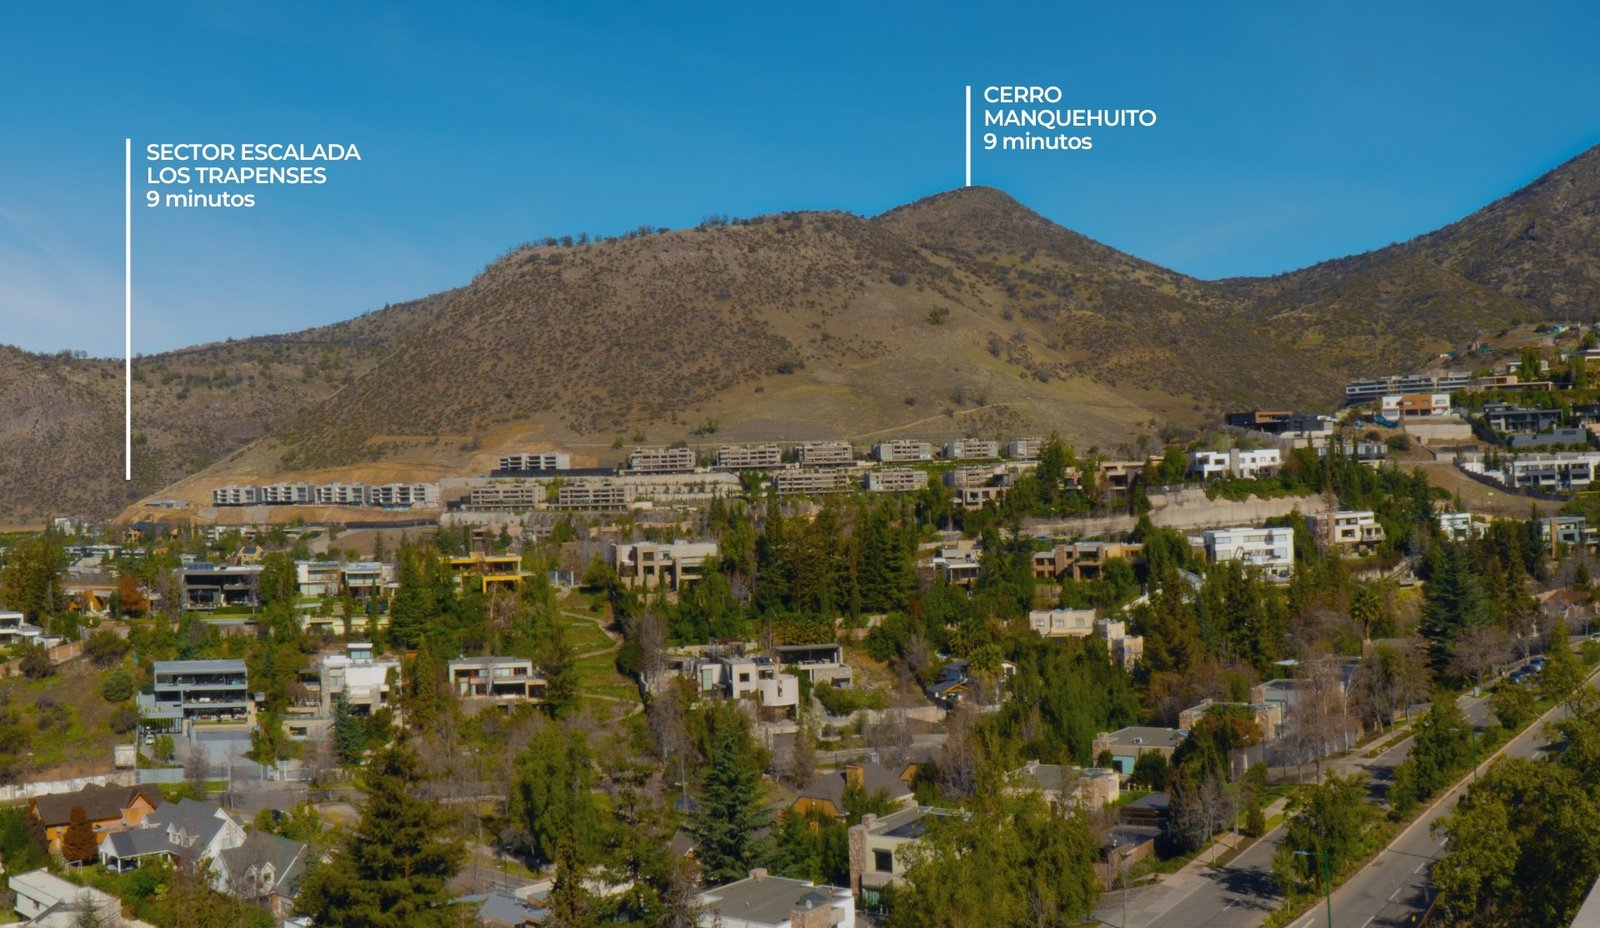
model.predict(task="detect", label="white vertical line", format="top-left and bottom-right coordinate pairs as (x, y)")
top-left (124, 138), bottom-right (132, 481)
top-left (964, 85), bottom-right (972, 187)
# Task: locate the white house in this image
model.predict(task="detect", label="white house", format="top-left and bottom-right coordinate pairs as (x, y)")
top-left (1194, 526), bottom-right (1294, 583)
top-left (1187, 448), bottom-right (1282, 481)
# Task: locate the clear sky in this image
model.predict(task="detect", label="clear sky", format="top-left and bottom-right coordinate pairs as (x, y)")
top-left (3, 1), bottom-right (1598, 356)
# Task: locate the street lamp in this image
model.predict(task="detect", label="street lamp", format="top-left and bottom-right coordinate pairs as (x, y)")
top-left (1294, 847), bottom-right (1333, 928)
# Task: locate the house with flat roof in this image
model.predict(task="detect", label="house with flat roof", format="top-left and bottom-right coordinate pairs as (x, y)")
top-left (0, 609), bottom-right (47, 647)
top-left (137, 659), bottom-right (250, 725)
top-left (180, 564), bottom-right (263, 610)
top-left (1030, 541), bottom-right (1142, 582)
top-left (697, 653), bottom-right (800, 712)
top-left (625, 446), bottom-right (697, 474)
top-left (871, 440), bottom-right (933, 463)
top-left (863, 467), bottom-right (928, 493)
top-left (1188, 448), bottom-right (1282, 481)
top-left (295, 560), bottom-right (342, 598)
top-left (716, 444), bottom-right (783, 471)
top-left (340, 561), bottom-right (393, 599)
top-left (940, 438), bottom-right (999, 460)
top-left (611, 540), bottom-right (718, 591)
top-left (448, 656), bottom-right (546, 703)
top-left (1193, 526), bottom-right (1294, 583)
top-left (774, 643), bottom-right (852, 688)
top-left (696, 870), bottom-right (855, 928)
top-left (1310, 510), bottom-right (1386, 553)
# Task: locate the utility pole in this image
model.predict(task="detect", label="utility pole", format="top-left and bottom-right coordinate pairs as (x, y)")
top-left (1295, 847), bottom-right (1333, 928)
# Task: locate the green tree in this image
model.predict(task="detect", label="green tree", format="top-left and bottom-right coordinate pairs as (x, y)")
top-left (1539, 620), bottom-right (1584, 704)
top-left (888, 791), bottom-right (1100, 927)
top-left (99, 669), bottom-right (133, 703)
top-left (0, 533), bottom-right (67, 622)
top-left (510, 725), bottom-right (605, 868)
top-left (1489, 683), bottom-right (1536, 731)
top-left (689, 715), bottom-right (772, 883)
top-left (537, 621), bottom-right (579, 720)
top-left (1273, 773), bottom-right (1381, 896)
top-left (296, 742), bottom-right (465, 927)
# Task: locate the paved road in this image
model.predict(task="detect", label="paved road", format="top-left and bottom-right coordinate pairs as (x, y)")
top-left (1283, 669), bottom-right (1595, 928)
top-left (1096, 692), bottom-right (1497, 928)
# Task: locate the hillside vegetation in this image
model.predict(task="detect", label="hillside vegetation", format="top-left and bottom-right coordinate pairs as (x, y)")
top-left (5, 143), bottom-right (1600, 523)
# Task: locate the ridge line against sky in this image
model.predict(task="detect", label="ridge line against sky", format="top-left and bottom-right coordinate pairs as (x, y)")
top-left (3, 1), bottom-right (1598, 356)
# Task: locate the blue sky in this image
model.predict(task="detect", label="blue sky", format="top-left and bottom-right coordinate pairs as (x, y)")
top-left (3, 2), bottom-right (1598, 356)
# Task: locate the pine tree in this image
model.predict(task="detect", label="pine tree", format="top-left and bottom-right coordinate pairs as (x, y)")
top-left (295, 742), bottom-right (465, 927)
top-left (538, 621), bottom-right (579, 720)
top-left (62, 805), bottom-right (97, 865)
top-left (689, 719), bottom-right (772, 883)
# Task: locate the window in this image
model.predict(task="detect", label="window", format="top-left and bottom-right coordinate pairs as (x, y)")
top-left (874, 849), bottom-right (894, 873)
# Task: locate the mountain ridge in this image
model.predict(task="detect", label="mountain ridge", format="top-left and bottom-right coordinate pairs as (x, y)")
top-left (5, 144), bottom-right (1600, 525)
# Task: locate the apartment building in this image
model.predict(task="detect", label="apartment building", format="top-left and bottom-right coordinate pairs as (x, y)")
top-left (212, 481), bottom-right (439, 508)
top-left (774, 469), bottom-right (853, 495)
top-left (1503, 453), bottom-right (1600, 491)
top-left (1187, 448), bottom-right (1282, 481)
top-left (138, 659), bottom-right (250, 725)
top-left (468, 482), bottom-right (545, 510)
top-left (796, 440), bottom-right (855, 467)
top-left (498, 451), bottom-right (571, 472)
top-left (367, 483), bottom-right (440, 508)
top-left (940, 438), bottom-right (999, 460)
top-left (1344, 372), bottom-right (1470, 405)
top-left (1006, 437), bottom-right (1044, 460)
top-left (872, 440), bottom-right (933, 463)
top-left (714, 444), bottom-right (783, 471)
top-left (212, 485), bottom-right (258, 506)
top-left (863, 468), bottom-right (928, 493)
top-left (1380, 393), bottom-right (1452, 419)
top-left (447, 657), bottom-right (547, 702)
top-left (611, 540), bottom-right (719, 591)
top-left (556, 482), bottom-right (635, 510)
top-left (1310, 510), bottom-right (1387, 552)
top-left (1193, 526), bottom-right (1295, 583)
top-left (625, 446), bottom-right (697, 474)
top-left (317, 483), bottom-right (369, 506)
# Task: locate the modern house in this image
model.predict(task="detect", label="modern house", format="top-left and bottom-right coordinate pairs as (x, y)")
top-left (774, 643), bottom-right (852, 688)
top-left (0, 609), bottom-right (47, 647)
top-left (847, 806), bottom-right (962, 904)
top-left (1438, 511), bottom-right (1488, 542)
top-left (447, 656), bottom-right (547, 702)
top-left (1379, 392), bottom-right (1452, 419)
top-left (1310, 510), bottom-right (1387, 553)
top-left (341, 561), bottom-right (393, 599)
top-left (290, 643), bottom-right (400, 738)
top-left (1030, 541), bottom-right (1142, 582)
top-left (30, 783), bottom-right (163, 854)
top-left (1187, 448), bottom-right (1282, 481)
top-left (295, 560), bottom-right (343, 598)
top-left (931, 543), bottom-right (982, 587)
top-left (1502, 452), bottom-right (1600, 491)
top-left (1193, 526), bottom-right (1295, 583)
top-left (698, 653), bottom-right (800, 711)
top-left (137, 659), bottom-right (250, 725)
top-left (611, 540), bottom-right (719, 591)
top-left (179, 564), bottom-right (263, 610)
top-left (696, 870), bottom-right (856, 928)
top-left (1482, 402), bottom-right (1564, 434)
top-left (1344, 373), bottom-right (1470, 405)
top-left (444, 553), bottom-right (525, 594)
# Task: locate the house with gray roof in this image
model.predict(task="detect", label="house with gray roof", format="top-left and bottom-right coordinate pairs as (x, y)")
top-left (696, 869), bottom-right (855, 928)
top-left (457, 890), bottom-right (551, 927)
top-left (99, 797), bottom-right (245, 873)
top-left (1008, 759), bottom-right (1120, 810)
top-left (216, 829), bottom-right (308, 918)
top-left (793, 762), bottom-right (914, 820)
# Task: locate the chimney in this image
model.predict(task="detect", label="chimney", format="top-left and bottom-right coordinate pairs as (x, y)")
top-left (845, 764), bottom-right (865, 790)
top-left (750, 868), bottom-right (767, 881)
